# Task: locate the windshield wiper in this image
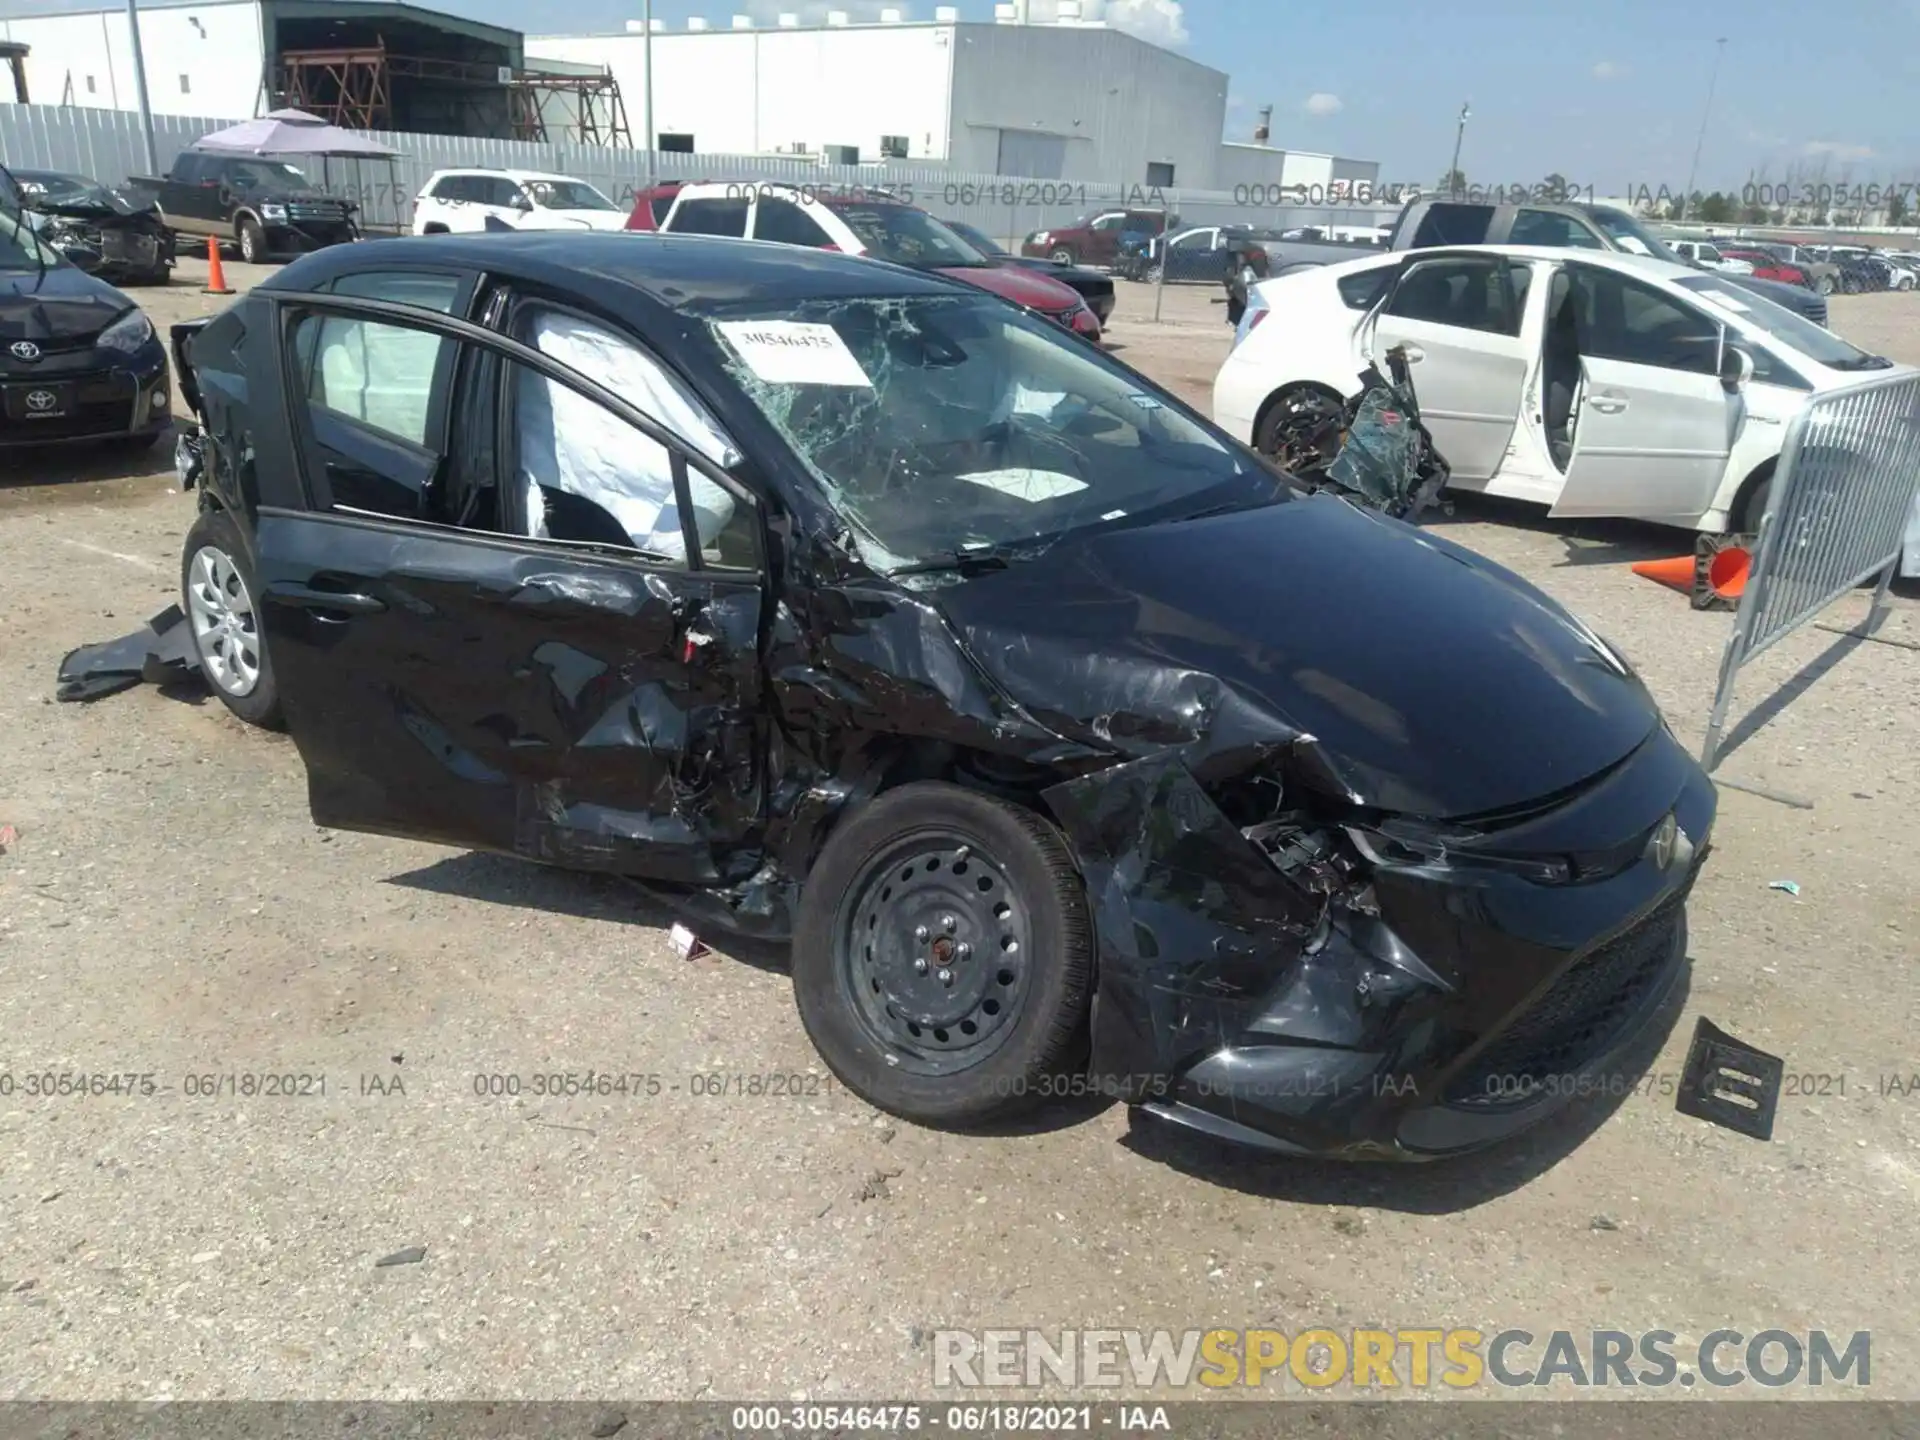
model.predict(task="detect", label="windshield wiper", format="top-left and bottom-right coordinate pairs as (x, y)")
top-left (886, 545), bottom-right (1022, 578)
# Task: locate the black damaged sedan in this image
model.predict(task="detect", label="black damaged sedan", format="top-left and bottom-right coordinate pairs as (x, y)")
top-left (164, 232), bottom-right (1713, 1159)
top-left (1, 206), bottom-right (172, 448)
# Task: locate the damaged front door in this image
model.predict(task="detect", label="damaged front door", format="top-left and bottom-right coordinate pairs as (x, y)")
top-left (258, 292), bottom-right (768, 885)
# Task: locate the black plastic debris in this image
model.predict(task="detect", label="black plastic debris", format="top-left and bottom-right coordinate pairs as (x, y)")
top-left (56, 605), bottom-right (201, 703)
top-left (1676, 1017), bottom-right (1784, 1141)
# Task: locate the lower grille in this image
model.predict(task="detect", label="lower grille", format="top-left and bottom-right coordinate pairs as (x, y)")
top-left (1445, 883), bottom-right (1690, 1107)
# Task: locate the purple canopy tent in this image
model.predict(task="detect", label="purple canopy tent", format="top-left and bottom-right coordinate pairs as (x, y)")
top-left (191, 109), bottom-right (405, 233)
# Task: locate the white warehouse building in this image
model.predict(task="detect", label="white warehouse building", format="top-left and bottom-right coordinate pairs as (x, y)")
top-left (529, 5), bottom-right (1376, 194)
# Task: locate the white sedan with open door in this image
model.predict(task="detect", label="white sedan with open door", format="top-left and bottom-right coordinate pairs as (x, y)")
top-left (1212, 244), bottom-right (1918, 547)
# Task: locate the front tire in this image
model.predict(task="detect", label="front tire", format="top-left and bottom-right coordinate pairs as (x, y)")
top-left (181, 509), bottom-right (282, 729)
top-left (1048, 246), bottom-right (1077, 266)
top-left (1817, 273), bottom-right (1836, 296)
top-left (237, 216), bottom-right (267, 265)
top-left (792, 781), bottom-right (1093, 1128)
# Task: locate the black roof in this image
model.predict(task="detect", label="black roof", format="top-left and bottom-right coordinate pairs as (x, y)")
top-left (265, 232), bottom-right (971, 313)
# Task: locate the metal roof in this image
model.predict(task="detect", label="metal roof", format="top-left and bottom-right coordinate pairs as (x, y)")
top-left (0, 0), bottom-right (520, 48)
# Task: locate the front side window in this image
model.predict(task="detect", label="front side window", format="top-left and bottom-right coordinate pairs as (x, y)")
top-left (1563, 266), bottom-right (1720, 375)
top-left (701, 293), bottom-right (1277, 575)
top-left (753, 198), bottom-right (834, 248)
top-left (526, 179), bottom-right (619, 211)
top-left (513, 306), bottom-right (751, 564)
top-left (1384, 257), bottom-right (1525, 336)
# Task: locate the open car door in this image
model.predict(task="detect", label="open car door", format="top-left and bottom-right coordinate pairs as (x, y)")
top-left (256, 288), bottom-right (768, 887)
top-left (1364, 251), bottom-right (1533, 481)
top-left (1547, 262), bottom-right (1737, 525)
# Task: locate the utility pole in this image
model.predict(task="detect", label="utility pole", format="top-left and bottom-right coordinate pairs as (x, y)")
top-left (642, 0), bottom-right (655, 184)
top-left (1679, 38), bottom-right (1729, 224)
top-left (125, 0), bottom-right (158, 175)
top-left (1446, 102), bottom-right (1469, 195)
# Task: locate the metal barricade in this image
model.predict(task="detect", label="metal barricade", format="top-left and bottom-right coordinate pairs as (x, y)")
top-left (1701, 369), bottom-right (1920, 805)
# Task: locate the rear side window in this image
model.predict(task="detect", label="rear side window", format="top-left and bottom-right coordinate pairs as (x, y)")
top-left (1384, 256), bottom-right (1526, 336)
top-left (671, 197), bottom-right (749, 237)
top-left (1410, 203), bottom-right (1494, 248)
top-left (302, 317), bottom-right (447, 447)
top-left (754, 197), bottom-right (834, 247)
top-left (1336, 266), bottom-right (1394, 310)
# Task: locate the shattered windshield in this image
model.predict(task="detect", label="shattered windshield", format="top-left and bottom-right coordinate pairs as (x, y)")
top-left (527, 179), bottom-right (619, 211)
top-left (703, 293), bottom-right (1281, 576)
top-left (834, 206), bottom-right (989, 269)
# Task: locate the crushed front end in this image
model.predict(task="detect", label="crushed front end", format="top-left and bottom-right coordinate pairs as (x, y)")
top-left (1042, 725), bottom-right (1714, 1160)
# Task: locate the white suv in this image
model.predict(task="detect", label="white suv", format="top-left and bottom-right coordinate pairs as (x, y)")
top-left (1668, 240), bottom-right (1755, 276)
top-left (411, 169), bottom-right (627, 234)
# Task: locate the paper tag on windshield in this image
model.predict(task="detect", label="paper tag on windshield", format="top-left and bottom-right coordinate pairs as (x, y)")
top-left (716, 321), bottom-right (871, 387)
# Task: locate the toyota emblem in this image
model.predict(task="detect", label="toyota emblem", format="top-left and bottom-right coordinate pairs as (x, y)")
top-left (24, 389), bottom-right (58, 413)
top-left (1646, 813), bottom-right (1691, 873)
top-left (9, 340), bottom-right (42, 362)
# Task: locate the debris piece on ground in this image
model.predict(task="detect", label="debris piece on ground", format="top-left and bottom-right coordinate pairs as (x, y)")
top-left (1768, 879), bottom-right (1801, 896)
top-left (374, 1245), bottom-right (427, 1268)
top-left (1589, 1215), bottom-right (1621, 1231)
top-left (856, 1167), bottom-right (903, 1202)
top-left (1676, 1017), bottom-right (1784, 1142)
top-left (0, 824), bottom-right (16, 855)
top-left (668, 923), bottom-right (709, 960)
top-left (56, 605), bottom-right (200, 703)
top-left (589, 1409), bottom-right (628, 1437)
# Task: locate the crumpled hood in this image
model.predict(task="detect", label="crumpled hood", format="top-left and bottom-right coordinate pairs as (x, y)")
top-left (930, 495), bottom-right (1662, 820)
top-left (0, 265), bottom-right (132, 342)
top-left (938, 262), bottom-right (1085, 312)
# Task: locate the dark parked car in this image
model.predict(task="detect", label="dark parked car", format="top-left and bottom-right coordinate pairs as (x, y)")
top-left (1, 204), bottom-right (171, 448)
top-left (163, 232), bottom-right (1713, 1158)
top-left (129, 150), bottom-right (357, 263)
top-left (8, 166), bottom-right (175, 285)
top-left (1388, 198), bottom-right (1831, 326)
top-left (942, 217), bottom-right (1115, 323)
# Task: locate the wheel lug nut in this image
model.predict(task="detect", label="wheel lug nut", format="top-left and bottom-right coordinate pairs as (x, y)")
top-left (914, 924), bottom-right (930, 943)
top-left (956, 942), bottom-right (971, 961)
top-left (937, 968), bottom-right (954, 985)
top-left (941, 914), bottom-right (957, 934)
top-left (914, 958), bottom-right (929, 975)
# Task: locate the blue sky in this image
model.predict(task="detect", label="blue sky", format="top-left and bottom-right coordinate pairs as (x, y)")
top-left (468, 0), bottom-right (1916, 189)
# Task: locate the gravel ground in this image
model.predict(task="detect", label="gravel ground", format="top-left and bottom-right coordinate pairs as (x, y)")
top-left (1, 258), bottom-right (1916, 1404)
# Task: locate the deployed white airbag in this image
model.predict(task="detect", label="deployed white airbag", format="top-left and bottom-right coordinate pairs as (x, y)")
top-left (516, 310), bottom-right (740, 560)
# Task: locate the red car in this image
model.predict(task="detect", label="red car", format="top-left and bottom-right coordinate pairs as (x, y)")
top-left (625, 180), bottom-right (688, 232)
top-left (657, 182), bottom-right (1102, 342)
top-left (1717, 247), bottom-right (1812, 288)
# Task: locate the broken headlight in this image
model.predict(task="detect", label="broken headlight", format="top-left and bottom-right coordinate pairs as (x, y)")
top-left (1346, 819), bottom-right (1572, 884)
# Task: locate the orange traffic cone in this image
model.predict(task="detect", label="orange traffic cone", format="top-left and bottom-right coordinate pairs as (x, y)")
top-left (1690, 533), bottom-right (1752, 611)
top-left (203, 235), bottom-right (234, 296)
top-left (1631, 555), bottom-right (1695, 595)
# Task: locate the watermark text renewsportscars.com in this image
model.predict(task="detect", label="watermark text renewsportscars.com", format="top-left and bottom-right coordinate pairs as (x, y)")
top-left (933, 1327), bottom-right (1871, 1391)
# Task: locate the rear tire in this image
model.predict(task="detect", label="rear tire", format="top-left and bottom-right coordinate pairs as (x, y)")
top-left (792, 781), bottom-right (1093, 1128)
top-left (1733, 463), bottom-right (1775, 537)
top-left (1254, 384), bottom-right (1348, 478)
top-left (181, 509), bottom-right (283, 729)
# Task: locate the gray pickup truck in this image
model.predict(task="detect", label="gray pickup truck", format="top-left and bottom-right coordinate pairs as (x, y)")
top-left (1226, 198), bottom-right (1831, 328)
top-left (126, 150), bottom-right (357, 264)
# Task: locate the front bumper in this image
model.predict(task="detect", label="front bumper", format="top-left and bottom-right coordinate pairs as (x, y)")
top-left (0, 343), bottom-right (171, 446)
top-left (1042, 726), bottom-right (1716, 1160)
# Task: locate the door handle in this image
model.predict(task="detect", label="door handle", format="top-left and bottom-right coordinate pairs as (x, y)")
top-left (270, 583), bottom-right (386, 615)
top-left (1399, 345), bottom-right (1425, 362)
top-left (1587, 395), bottom-right (1628, 414)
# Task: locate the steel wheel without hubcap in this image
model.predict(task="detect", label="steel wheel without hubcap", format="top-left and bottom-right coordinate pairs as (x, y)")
top-left (838, 833), bottom-right (1030, 1076)
top-left (186, 544), bottom-right (261, 698)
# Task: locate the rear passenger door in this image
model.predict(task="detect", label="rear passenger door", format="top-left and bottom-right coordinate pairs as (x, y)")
top-left (256, 286), bottom-right (769, 883)
top-left (1369, 253), bottom-right (1533, 479)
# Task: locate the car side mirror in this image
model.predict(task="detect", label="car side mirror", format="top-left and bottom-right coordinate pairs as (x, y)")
top-left (511, 194), bottom-right (533, 211)
top-left (1720, 343), bottom-right (1754, 393)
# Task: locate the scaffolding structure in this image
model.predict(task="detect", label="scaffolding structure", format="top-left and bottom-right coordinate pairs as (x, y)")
top-left (268, 44), bottom-right (632, 146)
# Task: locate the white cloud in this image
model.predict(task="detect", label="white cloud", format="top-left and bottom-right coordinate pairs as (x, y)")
top-left (1801, 139), bottom-right (1875, 160)
top-left (1303, 92), bottom-right (1343, 117)
top-left (1592, 60), bottom-right (1621, 80)
top-left (1028, 0), bottom-right (1189, 46)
